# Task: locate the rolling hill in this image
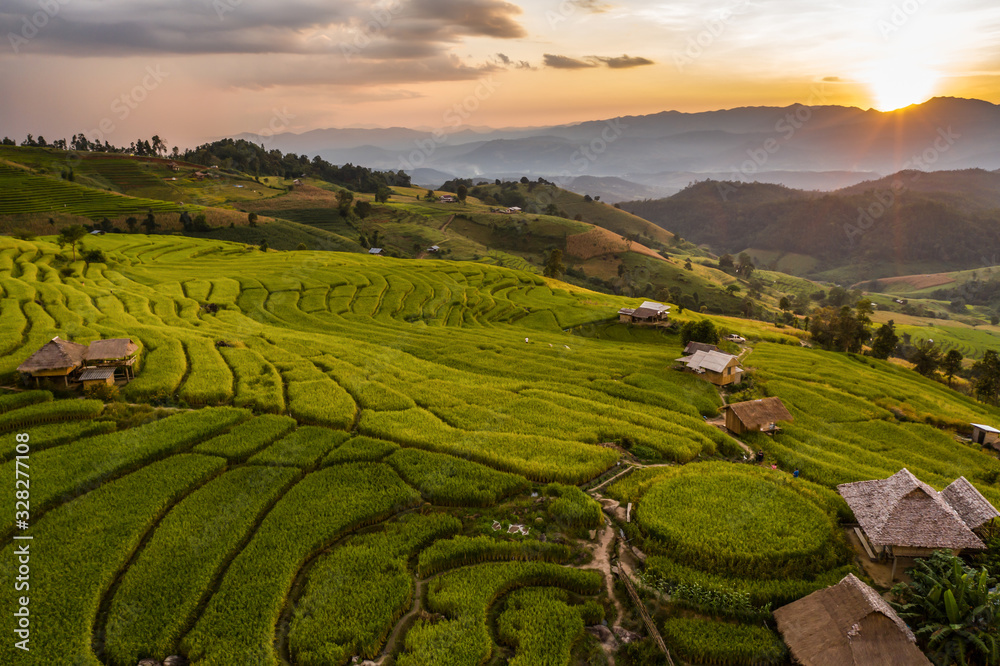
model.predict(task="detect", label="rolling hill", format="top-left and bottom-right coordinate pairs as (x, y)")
top-left (621, 169), bottom-right (1000, 282)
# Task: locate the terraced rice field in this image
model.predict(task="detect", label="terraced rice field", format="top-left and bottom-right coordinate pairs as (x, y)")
top-left (0, 164), bottom-right (193, 217)
top-left (3, 232), bottom-right (1000, 665)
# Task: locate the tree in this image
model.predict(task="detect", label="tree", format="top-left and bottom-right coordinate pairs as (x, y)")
top-left (718, 253), bottom-right (734, 270)
top-left (296, 242), bottom-right (308, 251)
top-left (456, 185), bottom-right (468, 202)
top-left (891, 551), bottom-right (999, 666)
top-left (725, 284), bottom-right (741, 295)
top-left (736, 252), bottom-right (755, 278)
top-left (910, 340), bottom-right (942, 377)
top-left (779, 296), bottom-right (791, 311)
top-left (684, 259), bottom-right (693, 271)
top-left (336, 190), bottom-right (354, 215)
top-left (374, 186), bottom-right (391, 203)
top-left (248, 212), bottom-right (258, 228)
top-left (125, 217), bottom-right (138, 233)
top-left (870, 321), bottom-right (899, 359)
top-left (543, 249), bottom-right (565, 278)
top-left (583, 194), bottom-right (593, 202)
top-left (680, 319), bottom-right (719, 346)
top-left (355, 200), bottom-right (372, 219)
top-left (259, 239), bottom-right (268, 252)
top-left (942, 349), bottom-right (963, 387)
top-left (425, 189), bottom-right (435, 201)
top-left (56, 225), bottom-right (87, 261)
top-left (142, 213), bottom-right (158, 234)
top-left (973, 350), bottom-right (1000, 405)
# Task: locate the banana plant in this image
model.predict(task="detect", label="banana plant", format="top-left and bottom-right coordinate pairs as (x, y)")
top-left (891, 550), bottom-right (999, 665)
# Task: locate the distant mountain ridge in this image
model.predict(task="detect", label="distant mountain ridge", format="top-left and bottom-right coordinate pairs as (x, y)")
top-left (237, 98), bottom-right (1000, 200)
top-left (620, 168), bottom-right (1000, 281)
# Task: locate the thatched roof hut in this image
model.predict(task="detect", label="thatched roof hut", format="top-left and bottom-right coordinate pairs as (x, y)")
top-left (17, 337), bottom-right (88, 384)
top-left (773, 574), bottom-right (931, 666)
top-left (941, 476), bottom-right (1000, 531)
top-left (724, 396), bottom-right (793, 435)
top-left (838, 469), bottom-right (991, 559)
top-left (85, 338), bottom-right (138, 362)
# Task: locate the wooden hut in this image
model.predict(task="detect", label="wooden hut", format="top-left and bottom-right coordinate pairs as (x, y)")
top-left (723, 397), bottom-right (793, 435)
top-left (617, 301), bottom-right (670, 326)
top-left (675, 349), bottom-right (743, 386)
top-left (84, 338), bottom-right (139, 381)
top-left (838, 469), bottom-right (997, 579)
top-left (773, 573), bottom-right (931, 666)
top-left (16, 337), bottom-right (88, 386)
top-left (971, 423), bottom-right (1000, 449)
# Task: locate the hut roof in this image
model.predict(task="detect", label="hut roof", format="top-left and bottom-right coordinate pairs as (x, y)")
top-left (16, 337), bottom-right (88, 373)
top-left (971, 423), bottom-right (1000, 434)
top-left (78, 367), bottom-right (117, 381)
top-left (725, 397), bottom-right (793, 429)
top-left (683, 341), bottom-right (720, 355)
top-left (837, 469), bottom-right (986, 550)
top-left (774, 574), bottom-right (930, 666)
top-left (678, 349), bottom-right (738, 373)
top-left (941, 477), bottom-right (1000, 530)
top-left (85, 338), bottom-right (138, 361)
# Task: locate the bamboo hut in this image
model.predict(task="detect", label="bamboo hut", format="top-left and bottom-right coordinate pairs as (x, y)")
top-left (837, 469), bottom-right (997, 579)
top-left (723, 397), bottom-right (793, 435)
top-left (773, 573), bottom-right (931, 666)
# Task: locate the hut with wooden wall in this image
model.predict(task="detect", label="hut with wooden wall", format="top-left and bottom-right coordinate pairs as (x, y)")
top-left (723, 397), bottom-right (793, 435)
top-left (16, 337), bottom-right (88, 387)
top-left (675, 349), bottom-right (743, 386)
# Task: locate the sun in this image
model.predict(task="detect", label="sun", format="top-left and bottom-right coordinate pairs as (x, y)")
top-left (865, 61), bottom-right (939, 111)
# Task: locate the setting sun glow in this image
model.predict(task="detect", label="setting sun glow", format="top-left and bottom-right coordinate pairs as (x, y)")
top-left (866, 62), bottom-right (940, 111)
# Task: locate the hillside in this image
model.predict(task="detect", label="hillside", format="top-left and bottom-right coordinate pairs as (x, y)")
top-left (2, 233), bottom-right (1000, 664)
top-left (621, 169), bottom-right (1000, 281)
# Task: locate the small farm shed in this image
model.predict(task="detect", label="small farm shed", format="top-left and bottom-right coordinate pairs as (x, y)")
top-left (683, 341), bottom-right (719, 355)
top-left (773, 574), bottom-right (931, 666)
top-left (368, 248), bottom-right (385, 256)
top-left (618, 301), bottom-right (670, 325)
top-left (17, 336), bottom-right (140, 386)
top-left (675, 350), bottom-right (743, 386)
top-left (723, 397), bottom-right (793, 435)
top-left (837, 469), bottom-right (997, 579)
top-left (85, 338), bottom-right (140, 381)
top-left (439, 195), bottom-right (456, 203)
top-left (78, 367), bottom-right (116, 388)
top-left (971, 423), bottom-right (1000, 449)
top-left (17, 337), bottom-right (89, 386)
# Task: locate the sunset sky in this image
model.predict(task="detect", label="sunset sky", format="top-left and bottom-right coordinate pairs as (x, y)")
top-left (1, 0), bottom-right (998, 148)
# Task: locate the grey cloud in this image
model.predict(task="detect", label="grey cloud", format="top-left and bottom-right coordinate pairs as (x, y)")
top-left (543, 53), bottom-right (654, 69)
top-left (0, 0), bottom-right (525, 56)
top-left (595, 54), bottom-right (654, 68)
top-left (543, 54), bottom-right (597, 69)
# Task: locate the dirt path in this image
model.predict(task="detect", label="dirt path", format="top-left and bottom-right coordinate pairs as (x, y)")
top-left (439, 214), bottom-right (455, 231)
top-left (576, 518), bottom-right (624, 665)
top-left (369, 578), bottom-right (424, 665)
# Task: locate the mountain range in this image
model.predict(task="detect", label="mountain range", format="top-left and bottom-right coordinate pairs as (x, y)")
top-left (237, 97), bottom-right (1000, 202)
